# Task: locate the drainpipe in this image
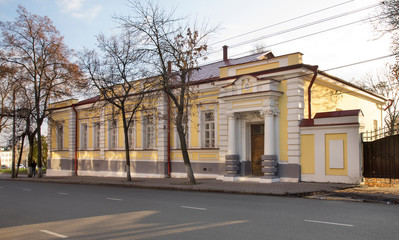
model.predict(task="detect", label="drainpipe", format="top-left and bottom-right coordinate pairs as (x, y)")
top-left (167, 97), bottom-right (171, 177)
top-left (307, 65), bottom-right (319, 119)
top-left (167, 61), bottom-right (172, 177)
top-left (384, 99), bottom-right (394, 111)
top-left (72, 104), bottom-right (78, 176)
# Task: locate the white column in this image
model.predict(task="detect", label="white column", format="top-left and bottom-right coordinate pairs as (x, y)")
top-left (274, 110), bottom-right (280, 160)
top-left (227, 112), bottom-right (237, 155)
top-left (100, 107), bottom-right (105, 160)
top-left (263, 109), bottom-right (275, 156)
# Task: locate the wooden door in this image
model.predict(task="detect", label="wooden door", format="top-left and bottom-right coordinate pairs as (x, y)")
top-left (251, 124), bottom-right (264, 176)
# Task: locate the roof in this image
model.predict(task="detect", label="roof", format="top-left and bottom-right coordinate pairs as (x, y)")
top-left (300, 109), bottom-right (363, 127)
top-left (190, 52), bottom-right (272, 81)
top-left (317, 70), bottom-right (387, 102)
top-left (50, 50), bottom-right (386, 108)
top-left (75, 96), bottom-right (100, 106)
top-left (314, 109), bottom-right (363, 118)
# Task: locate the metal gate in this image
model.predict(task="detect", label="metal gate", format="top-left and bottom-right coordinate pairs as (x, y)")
top-left (362, 125), bottom-right (399, 179)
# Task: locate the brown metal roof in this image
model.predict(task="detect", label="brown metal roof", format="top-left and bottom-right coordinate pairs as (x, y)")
top-left (76, 96), bottom-right (100, 106)
top-left (314, 109), bottom-right (363, 119)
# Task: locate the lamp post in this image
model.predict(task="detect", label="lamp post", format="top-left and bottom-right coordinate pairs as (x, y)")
top-left (11, 89), bottom-right (16, 178)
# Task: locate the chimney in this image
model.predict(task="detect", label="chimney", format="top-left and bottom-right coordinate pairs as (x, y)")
top-left (167, 61), bottom-right (172, 75)
top-left (223, 45), bottom-right (228, 61)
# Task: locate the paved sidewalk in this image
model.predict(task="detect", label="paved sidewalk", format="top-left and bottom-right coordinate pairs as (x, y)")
top-left (1, 173), bottom-right (398, 203)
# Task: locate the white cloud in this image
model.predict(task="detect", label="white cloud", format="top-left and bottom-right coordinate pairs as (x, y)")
top-left (71, 5), bottom-right (102, 20)
top-left (57, 0), bottom-right (102, 20)
top-left (57, 0), bottom-right (85, 11)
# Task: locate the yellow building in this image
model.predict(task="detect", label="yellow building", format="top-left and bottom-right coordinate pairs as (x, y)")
top-left (47, 48), bottom-right (386, 183)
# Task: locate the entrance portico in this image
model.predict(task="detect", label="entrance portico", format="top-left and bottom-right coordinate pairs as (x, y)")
top-left (218, 74), bottom-right (283, 182)
top-left (223, 107), bottom-right (280, 182)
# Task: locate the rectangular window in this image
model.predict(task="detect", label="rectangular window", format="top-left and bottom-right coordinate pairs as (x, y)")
top-left (144, 115), bottom-right (155, 149)
top-left (94, 122), bottom-right (101, 149)
top-left (204, 111), bottom-right (215, 148)
top-left (128, 123), bottom-right (134, 149)
top-left (57, 123), bottom-right (63, 150)
top-left (174, 126), bottom-right (189, 149)
top-left (109, 120), bottom-right (117, 149)
top-left (81, 123), bottom-right (88, 149)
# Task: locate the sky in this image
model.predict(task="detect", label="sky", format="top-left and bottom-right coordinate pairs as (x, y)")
top-left (0, 0), bottom-right (395, 82)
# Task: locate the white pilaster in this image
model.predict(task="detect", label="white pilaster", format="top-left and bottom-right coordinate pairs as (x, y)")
top-left (156, 93), bottom-right (168, 164)
top-left (69, 107), bottom-right (77, 174)
top-left (274, 110), bottom-right (280, 160)
top-left (227, 112), bottom-right (237, 155)
top-left (286, 76), bottom-right (304, 164)
top-left (100, 107), bottom-right (105, 160)
top-left (262, 109), bottom-right (275, 156)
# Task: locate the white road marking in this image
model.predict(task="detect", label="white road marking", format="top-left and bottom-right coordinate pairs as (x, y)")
top-left (304, 219), bottom-right (354, 227)
top-left (58, 192), bottom-right (69, 195)
top-left (180, 206), bottom-right (207, 211)
top-left (106, 197), bottom-right (123, 201)
top-left (40, 230), bottom-right (68, 238)
top-left (23, 189), bottom-right (32, 191)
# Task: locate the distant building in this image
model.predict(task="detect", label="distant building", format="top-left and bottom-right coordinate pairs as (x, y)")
top-left (47, 49), bottom-right (386, 183)
top-left (0, 148), bottom-right (12, 168)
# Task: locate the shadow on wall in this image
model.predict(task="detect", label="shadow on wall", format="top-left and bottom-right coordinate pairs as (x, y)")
top-left (310, 86), bottom-right (343, 115)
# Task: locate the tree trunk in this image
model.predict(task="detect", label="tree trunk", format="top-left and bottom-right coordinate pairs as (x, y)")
top-left (15, 135), bottom-right (25, 178)
top-left (176, 121), bottom-right (196, 184)
top-left (27, 135), bottom-right (34, 177)
top-left (36, 123), bottom-right (42, 178)
top-left (122, 113), bottom-right (132, 182)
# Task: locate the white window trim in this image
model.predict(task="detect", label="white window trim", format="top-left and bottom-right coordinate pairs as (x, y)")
top-left (93, 121), bottom-right (101, 150)
top-left (56, 122), bottom-right (64, 151)
top-left (108, 119), bottom-right (118, 150)
top-left (128, 122), bottom-right (134, 150)
top-left (174, 111), bottom-right (190, 149)
top-left (80, 123), bottom-right (88, 150)
top-left (200, 108), bottom-right (217, 148)
top-left (143, 113), bottom-right (156, 149)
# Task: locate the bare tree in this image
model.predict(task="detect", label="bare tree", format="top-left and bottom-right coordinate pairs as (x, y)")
top-left (0, 57), bottom-right (15, 135)
top-left (250, 44), bottom-right (268, 54)
top-left (80, 31), bottom-right (151, 181)
top-left (117, 1), bottom-right (215, 184)
top-left (374, 0), bottom-right (399, 55)
top-left (0, 6), bottom-right (86, 177)
top-left (362, 64), bottom-right (399, 134)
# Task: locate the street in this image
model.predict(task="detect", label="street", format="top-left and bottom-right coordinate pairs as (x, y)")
top-left (0, 180), bottom-right (398, 240)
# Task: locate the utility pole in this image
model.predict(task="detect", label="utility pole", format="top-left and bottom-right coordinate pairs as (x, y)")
top-left (11, 89), bottom-right (16, 178)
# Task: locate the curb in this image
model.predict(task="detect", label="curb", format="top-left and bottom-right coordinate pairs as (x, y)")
top-left (1, 176), bottom-right (398, 204)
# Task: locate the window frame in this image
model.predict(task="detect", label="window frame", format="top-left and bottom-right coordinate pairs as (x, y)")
top-left (93, 121), bottom-right (101, 150)
top-left (108, 119), bottom-right (118, 150)
top-left (174, 112), bottom-right (190, 149)
top-left (144, 114), bottom-right (156, 149)
top-left (56, 122), bottom-right (64, 151)
top-left (128, 122), bottom-right (134, 150)
top-left (201, 110), bottom-right (216, 148)
top-left (80, 123), bottom-right (88, 150)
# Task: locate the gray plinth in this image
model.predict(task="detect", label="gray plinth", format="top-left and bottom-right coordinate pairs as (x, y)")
top-left (225, 154), bottom-right (240, 177)
top-left (261, 154), bottom-right (278, 179)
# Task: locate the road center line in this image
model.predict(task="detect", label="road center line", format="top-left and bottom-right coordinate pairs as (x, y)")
top-left (58, 192), bottom-right (69, 195)
top-left (40, 230), bottom-right (68, 239)
top-left (106, 197), bottom-right (123, 201)
top-left (304, 219), bottom-right (354, 227)
top-left (180, 206), bottom-right (207, 211)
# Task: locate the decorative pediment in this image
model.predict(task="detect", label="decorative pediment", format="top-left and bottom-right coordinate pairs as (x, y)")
top-left (219, 73), bottom-right (282, 99)
top-left (232, 75), bottom-right (257, 94)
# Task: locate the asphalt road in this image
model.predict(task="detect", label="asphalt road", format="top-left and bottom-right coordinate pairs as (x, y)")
top-left (0, 180), bottom-right (398, 240)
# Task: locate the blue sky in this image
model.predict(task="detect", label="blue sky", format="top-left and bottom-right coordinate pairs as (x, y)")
top-left (0, 0), bottom-right (394, 81)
